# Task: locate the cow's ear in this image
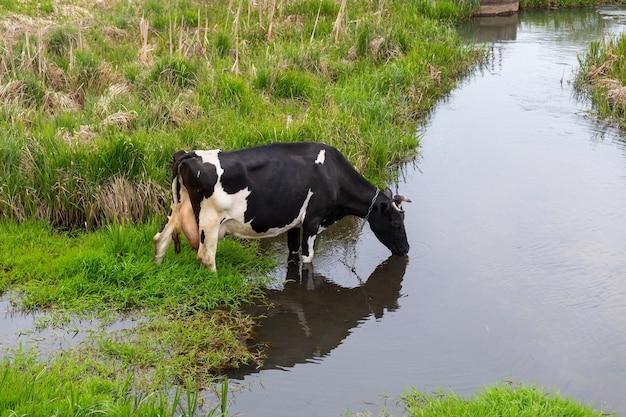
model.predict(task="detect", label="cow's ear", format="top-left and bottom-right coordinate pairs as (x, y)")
top-left (383, 188), bottom-right (393, 199)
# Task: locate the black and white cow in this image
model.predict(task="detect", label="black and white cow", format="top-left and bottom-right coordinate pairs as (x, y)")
top-left (153, 142), bottom-right (410, 271)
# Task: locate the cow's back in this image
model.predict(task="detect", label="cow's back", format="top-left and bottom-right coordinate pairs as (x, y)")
top-left (217, 142), bottom-right (344, 233)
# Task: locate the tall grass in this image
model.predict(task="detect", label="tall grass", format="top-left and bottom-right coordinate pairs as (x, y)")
top-left (0, 0), bottom-right (485, 229)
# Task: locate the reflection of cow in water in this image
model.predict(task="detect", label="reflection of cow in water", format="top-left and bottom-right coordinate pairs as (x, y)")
top-left (233, 256), bottom-right (407, 376)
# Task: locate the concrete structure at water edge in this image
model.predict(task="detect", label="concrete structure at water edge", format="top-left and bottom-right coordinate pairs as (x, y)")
top-left (476, 0), bottom-right (519, 16)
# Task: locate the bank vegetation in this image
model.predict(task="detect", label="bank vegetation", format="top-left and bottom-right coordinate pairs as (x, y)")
top-left (576, 32), bottom-right (626, 128)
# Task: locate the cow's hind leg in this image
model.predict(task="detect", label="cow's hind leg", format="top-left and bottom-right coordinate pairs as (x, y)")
top-left (287, 228), bottom-right (301, 264)
top-left (288, 228), bottom-right (300, 254)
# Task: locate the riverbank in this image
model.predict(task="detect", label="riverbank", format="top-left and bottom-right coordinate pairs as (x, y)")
top-left (0, 0), bottom-right (484, 414)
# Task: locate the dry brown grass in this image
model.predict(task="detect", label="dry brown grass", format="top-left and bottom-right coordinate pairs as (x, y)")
top-left (0, 15), bottom-right (55, 47)
top-left (42, 90), bottom-right (81, 111)
top-left (102, 111), bottom-right (138, 130)
top-left (59, 124), bottom-right (97, 147)
top-left (0, 80), bottom-right (28, 103)
top-left (331, 0), bottom-right (348, 43)
top-left (94, 175), bottom-right (167, 226)
top-left (138, 16), bottom-right (152, 65)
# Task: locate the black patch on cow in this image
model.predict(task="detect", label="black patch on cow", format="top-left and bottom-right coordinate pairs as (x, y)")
top-left (200, 229), bottom-right (205, 244)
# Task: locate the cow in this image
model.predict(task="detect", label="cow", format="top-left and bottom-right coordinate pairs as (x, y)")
top-left (153, 142), bottom-right (410, 272)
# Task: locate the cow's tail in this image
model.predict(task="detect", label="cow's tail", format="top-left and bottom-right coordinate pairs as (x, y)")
top-left (154, 151), bottom-right (189, 263)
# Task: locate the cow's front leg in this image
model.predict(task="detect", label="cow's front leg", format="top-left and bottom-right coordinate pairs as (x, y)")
top-left (196, 209), bottom-right (220, 272)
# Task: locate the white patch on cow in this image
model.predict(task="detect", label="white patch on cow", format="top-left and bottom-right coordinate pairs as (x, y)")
top-left (195, 149), bottom-right (223, 176)
top-left (217, 189), bottom-right (314, 239)
top-left (315, 149), bottom-right (325, 164)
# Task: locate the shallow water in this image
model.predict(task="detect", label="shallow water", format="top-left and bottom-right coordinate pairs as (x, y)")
top-left (0, 295), bottom-right (143, 356)
top-left (226, 7), bottom-right (626, 416)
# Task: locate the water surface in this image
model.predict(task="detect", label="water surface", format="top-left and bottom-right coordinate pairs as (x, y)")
top-left (227, 7), bottom-right (626, 416)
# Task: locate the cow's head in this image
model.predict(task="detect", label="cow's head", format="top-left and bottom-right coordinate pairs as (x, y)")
top-left (367, 188), bottom-right (410, 257)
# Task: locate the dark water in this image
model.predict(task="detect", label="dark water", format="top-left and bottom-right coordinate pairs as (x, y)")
top-left (225, 7), bottom-right (626, 416)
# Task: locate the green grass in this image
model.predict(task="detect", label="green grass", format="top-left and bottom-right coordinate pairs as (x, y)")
top-left (399, 383), bottom-right (611, 417)
top-left (0, 220), bottom-right (272, 314)
top-left (0, 219), bottom-right (271, 390)
top-left (0, 219), bottom-right (267, 415)
top-left (0, 350), bottom-right (231, 417)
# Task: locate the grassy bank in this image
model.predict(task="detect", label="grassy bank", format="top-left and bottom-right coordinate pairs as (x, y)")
top-left (575, 33), bottom-right (626, 127)
top-left (0, 0), bottom-right (483, 229)
top-left (0, 219), bottom-right (268, 415)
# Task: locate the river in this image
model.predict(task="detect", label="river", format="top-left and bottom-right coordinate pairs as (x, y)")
top-left (225, 6), bottom-right (626, 417)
